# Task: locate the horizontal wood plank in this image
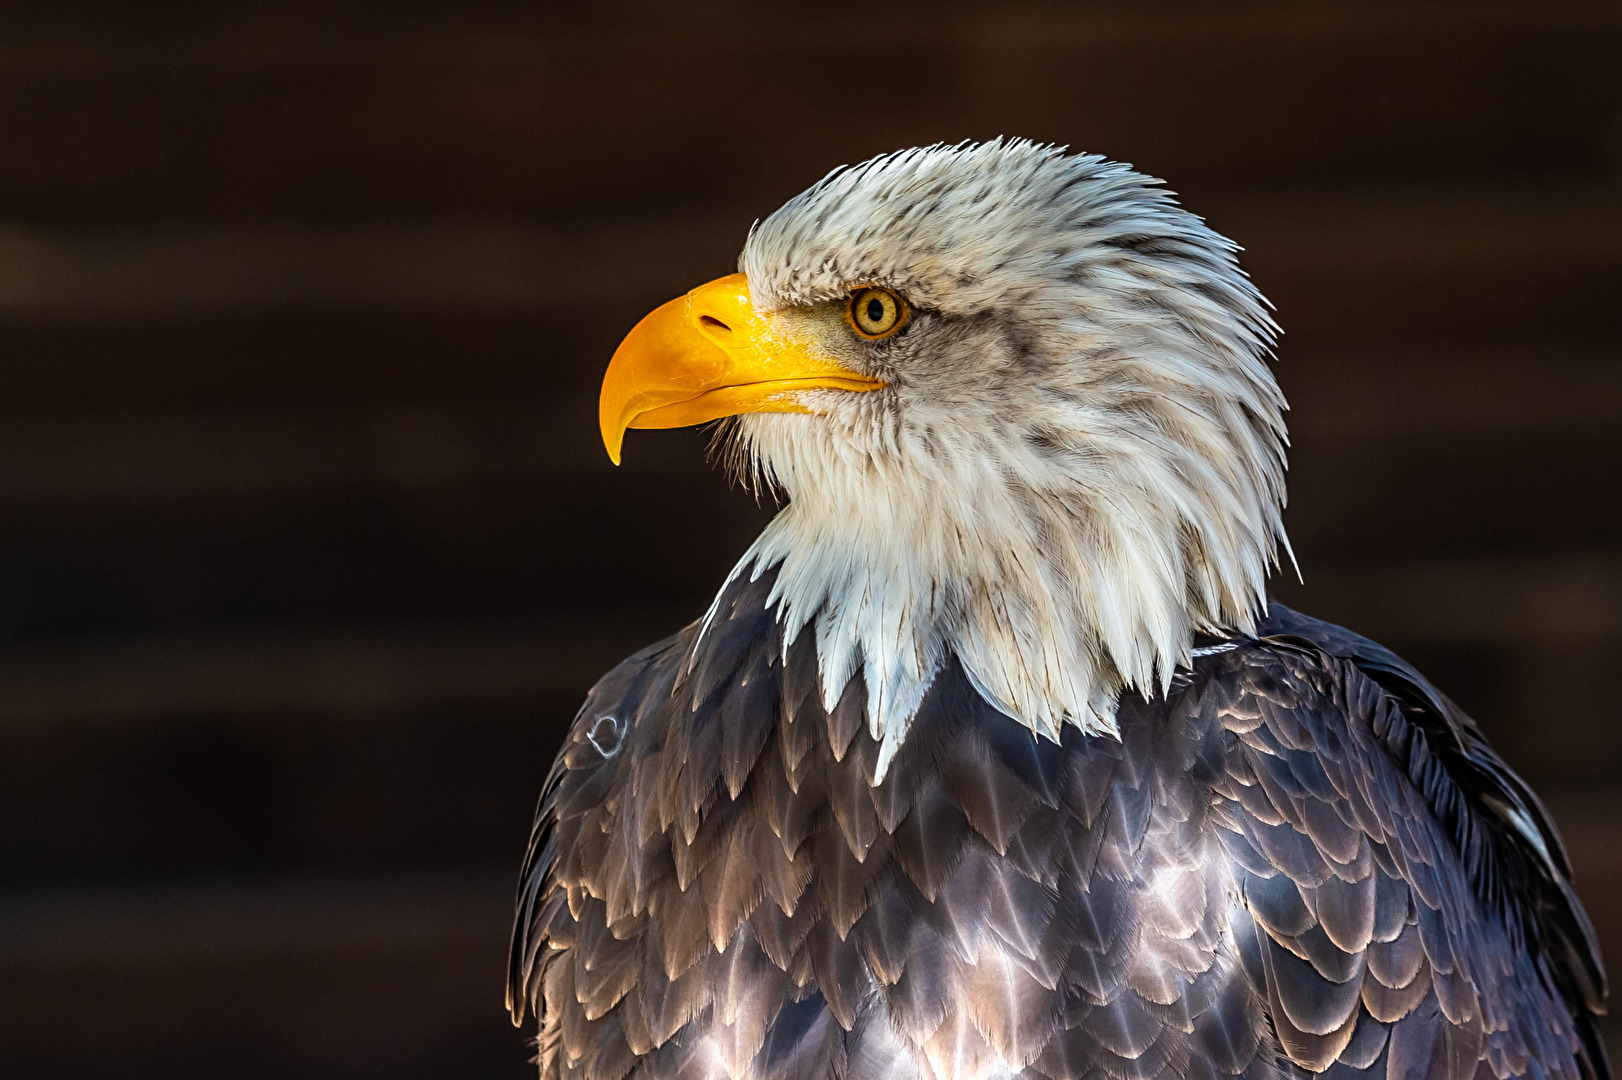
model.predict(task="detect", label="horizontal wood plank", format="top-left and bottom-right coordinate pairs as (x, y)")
top-left (0, 3), bottom-right (1614, 220)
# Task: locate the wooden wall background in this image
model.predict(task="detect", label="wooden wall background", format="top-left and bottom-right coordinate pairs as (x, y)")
top-left (0, 2), bottom-right (1618, 1076)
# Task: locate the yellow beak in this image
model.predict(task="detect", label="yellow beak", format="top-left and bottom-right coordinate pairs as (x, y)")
top-left (598, 273), bottom-right (885, 463)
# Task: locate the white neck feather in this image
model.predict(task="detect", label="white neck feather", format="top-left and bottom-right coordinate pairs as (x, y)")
top-left (716, 362), bottom-right (1285, 783)
top-left (696, 141), bottom-right (1291, 782)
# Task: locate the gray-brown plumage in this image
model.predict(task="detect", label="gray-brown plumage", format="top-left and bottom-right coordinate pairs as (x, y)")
top-left (508, 142), bottom-right (1607, 1080)
top-left (509, 571), bottom-right (1605, 1080)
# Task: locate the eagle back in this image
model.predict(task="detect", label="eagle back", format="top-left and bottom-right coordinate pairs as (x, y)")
top-left (508, 571), bottom-right (1606, 1080)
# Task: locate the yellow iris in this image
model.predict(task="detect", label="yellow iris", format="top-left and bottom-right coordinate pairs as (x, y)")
top-left (848, 287), bottom-right (908, 339)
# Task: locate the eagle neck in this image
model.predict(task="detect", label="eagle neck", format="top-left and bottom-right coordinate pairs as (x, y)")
top-left (713, 485), bottom-right (1166, 782)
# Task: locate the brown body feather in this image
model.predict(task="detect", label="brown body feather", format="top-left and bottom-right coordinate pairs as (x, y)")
top-left (509, 569), bottom-right (1606, 1080)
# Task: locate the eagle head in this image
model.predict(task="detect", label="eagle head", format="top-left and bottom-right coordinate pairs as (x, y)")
top-left (599, 139), bottom-right (1290, 777)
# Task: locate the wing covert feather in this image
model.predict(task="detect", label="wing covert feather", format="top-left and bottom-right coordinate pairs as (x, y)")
top-left (1207, 608), bottom-right (1607, 1080)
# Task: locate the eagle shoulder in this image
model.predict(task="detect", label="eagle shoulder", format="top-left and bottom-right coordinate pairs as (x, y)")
top-left (506, 628), bottom-right (691, 1029)
top-left (1204, 607), bottom-right (1608, 1080)
top-left (506, 569), bottom-right (785, 1038)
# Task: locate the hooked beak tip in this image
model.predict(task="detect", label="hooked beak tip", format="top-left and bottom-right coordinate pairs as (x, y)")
top-left (601, 420), bottom-right (626, 465)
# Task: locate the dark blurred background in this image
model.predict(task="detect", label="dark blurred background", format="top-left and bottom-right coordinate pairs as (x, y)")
top-left (0, 1), bottom-right (1618, 1077)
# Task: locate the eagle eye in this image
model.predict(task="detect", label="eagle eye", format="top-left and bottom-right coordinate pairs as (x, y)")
top-left (847, 287), bottom-right (908, 339)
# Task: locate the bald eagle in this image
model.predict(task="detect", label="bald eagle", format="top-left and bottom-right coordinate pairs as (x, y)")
top-left (507, 141), bottom-right (1607, 1080)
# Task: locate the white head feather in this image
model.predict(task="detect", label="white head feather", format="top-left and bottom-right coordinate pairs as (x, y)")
top-left (710, 140), bottom-right (1290, 779)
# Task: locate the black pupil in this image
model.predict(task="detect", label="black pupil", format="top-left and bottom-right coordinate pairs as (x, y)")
top-left (865, 297), bottom-right (886, 324)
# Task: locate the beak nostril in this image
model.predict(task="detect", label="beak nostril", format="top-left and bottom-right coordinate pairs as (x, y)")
top-left (698, 315), bottom-right (732, 333)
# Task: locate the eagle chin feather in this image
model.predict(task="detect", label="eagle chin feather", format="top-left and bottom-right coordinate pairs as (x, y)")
top-left (716, 140), bottom-right (1289, 777)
